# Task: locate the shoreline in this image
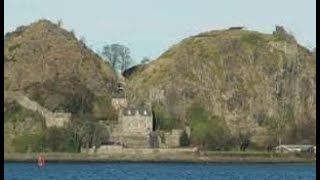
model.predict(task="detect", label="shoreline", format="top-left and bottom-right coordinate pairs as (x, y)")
top-left (4, 152), bottom-right (316, 164)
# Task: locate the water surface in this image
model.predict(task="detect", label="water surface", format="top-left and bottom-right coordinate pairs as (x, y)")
top-left (4, 162), bottom-right (316, 180)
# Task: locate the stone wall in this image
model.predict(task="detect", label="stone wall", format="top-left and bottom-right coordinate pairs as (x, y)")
top-left (111, 132), bottom-right (151, 148)
top-left (84, 147), bottom-right (198, 154)
top-left (164, 129), bottom-right (184, 148)
top-left (4, 91), bottom-right (71, 128)
top-left (46, 112), bottom-right (71, 127)
top-left (95, 145), bottom-right (123, 154)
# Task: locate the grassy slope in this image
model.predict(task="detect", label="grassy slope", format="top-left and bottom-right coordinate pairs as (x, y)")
top-left (4, 20), bottom-right (118, 153)
top-left (4, 20), bottom-right (117, 114)
top-left (4, 99), bottom-right (46, 153)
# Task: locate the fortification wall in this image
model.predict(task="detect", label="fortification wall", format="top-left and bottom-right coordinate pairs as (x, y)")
top-left (111, 132), bottom-right (151, 148)
top-left (85, 146), bottom-right (198, 154)
top-left (4, 91), bottom-right (70, 128)
top-left (164, 129), bottom-right (183, 148)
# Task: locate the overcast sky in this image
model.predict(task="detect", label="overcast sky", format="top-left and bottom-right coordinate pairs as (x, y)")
top-left (4, 0), bottom-right (316, 63)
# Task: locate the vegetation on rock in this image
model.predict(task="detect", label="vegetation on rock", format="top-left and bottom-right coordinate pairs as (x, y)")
top-left (4, 20), bottom-right (316, 152)
top-left (126, 27), bottom-right (316, 150)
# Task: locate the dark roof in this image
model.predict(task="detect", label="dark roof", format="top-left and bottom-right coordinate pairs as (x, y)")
top-left (122, 64), bottom-right (145, 78)
top-left (228, 26), bottom-right (244, 30)
top-left (122, 107), bottom-right (152, 116)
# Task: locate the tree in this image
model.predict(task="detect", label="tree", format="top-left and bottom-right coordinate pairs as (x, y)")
top-left (187, 102), bottom-right (231, 150)
top-left (152, 101), bottom-right (177, 130)
top-left (102, 44), bottom-right (133, 72)
top-left (92, 123), bottom-right (106, 148)
top-left (81, 119), bottom-right (95, 151)
top-left (67, 114), bottom-right (94, 152)
top-left (45, 127), bottom-right (76, 152)
top-left (237, 132), bottom-right (251, 151)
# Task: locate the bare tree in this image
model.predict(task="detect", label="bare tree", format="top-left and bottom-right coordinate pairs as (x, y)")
top-left (102, 44), bottom-right (133, 72)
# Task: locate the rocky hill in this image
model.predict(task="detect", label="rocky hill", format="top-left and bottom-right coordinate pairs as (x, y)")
top-left (4, 20), bottom-right (117, 117)
top-left (4, 20), bottom-right (118, 152)
top-left (125, 26), bottom-right (316, 148)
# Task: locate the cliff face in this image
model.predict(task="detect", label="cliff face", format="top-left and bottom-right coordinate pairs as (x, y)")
top-left (4, 20), bottom-right (117, 114)
top-left (126, 27), bottom-right (316, 146)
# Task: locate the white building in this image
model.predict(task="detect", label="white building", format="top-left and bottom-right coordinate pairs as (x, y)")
top-left (275, 145), bottom-right (315, 154)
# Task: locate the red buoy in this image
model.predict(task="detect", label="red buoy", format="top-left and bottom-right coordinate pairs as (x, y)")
top-left (37, 155), bottom-right (45, 167)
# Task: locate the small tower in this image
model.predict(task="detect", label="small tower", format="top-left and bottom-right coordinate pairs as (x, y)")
top-left (111, 76), bottom-right (128, 110)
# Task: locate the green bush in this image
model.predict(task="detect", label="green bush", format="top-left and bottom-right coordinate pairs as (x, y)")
top-left (4, 100), bottom-right (45, 125)
top-left (92, 95), bottom-right (117, 120)
top-left (241, 33), bottom-right (267, 46)
top-left (187, 102), bottom-right (232, 150)
top-left (12, 132), bottom-right (46, 153)
top-left (152, 102), bottom-right (177, 130)
top-left (45, 127), bottom-right (78, 152)
top-left (180, 130), bottom-right (190, 147)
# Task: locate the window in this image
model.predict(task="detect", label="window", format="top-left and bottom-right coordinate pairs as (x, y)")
top-left (144, 110), bottom-right (147, 115)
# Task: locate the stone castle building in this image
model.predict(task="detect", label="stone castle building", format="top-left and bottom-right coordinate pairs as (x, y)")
top-left (119, 107), bottom-right (153, 134)
top-left (111, 81), bottom-right (128, 111)
top-left (107, 79), bottom-right (157, 148)
top-left (88, 76), bottom-right (185, 153)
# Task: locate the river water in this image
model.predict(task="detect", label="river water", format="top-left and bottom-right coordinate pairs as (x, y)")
top-left (4, 162), bottom-right (316, 180)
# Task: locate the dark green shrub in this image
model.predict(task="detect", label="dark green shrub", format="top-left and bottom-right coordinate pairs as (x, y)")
top-left (45, 127), bottom-right (78, 152)
top-left (180, 130), bottom-right (190, 147)
top-left (12, 132), bottom-right (45, 153)
top-left (152, 102), bottom-right (177, 130)
top-left (187, 102), bottom-right (232, 150)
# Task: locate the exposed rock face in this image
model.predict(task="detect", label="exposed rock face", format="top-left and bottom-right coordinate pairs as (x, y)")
top-left (4, 20), bottom-right (117, 113)
top-left (126, 27), bottom-right (316, 146)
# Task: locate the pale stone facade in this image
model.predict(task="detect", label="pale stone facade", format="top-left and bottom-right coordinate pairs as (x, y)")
top-left (108, 80), bottom-right (155, 148)
top-left (119, 108), bottom-right (153, 134)
top-left (46, 112), bottom-right (71, 127)
top-left (99, 78), bottom-right (186, 150)
top-left (111, 98), bottom-right (128, 111)
top-left (108, 107), bottom-right (153, 148)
